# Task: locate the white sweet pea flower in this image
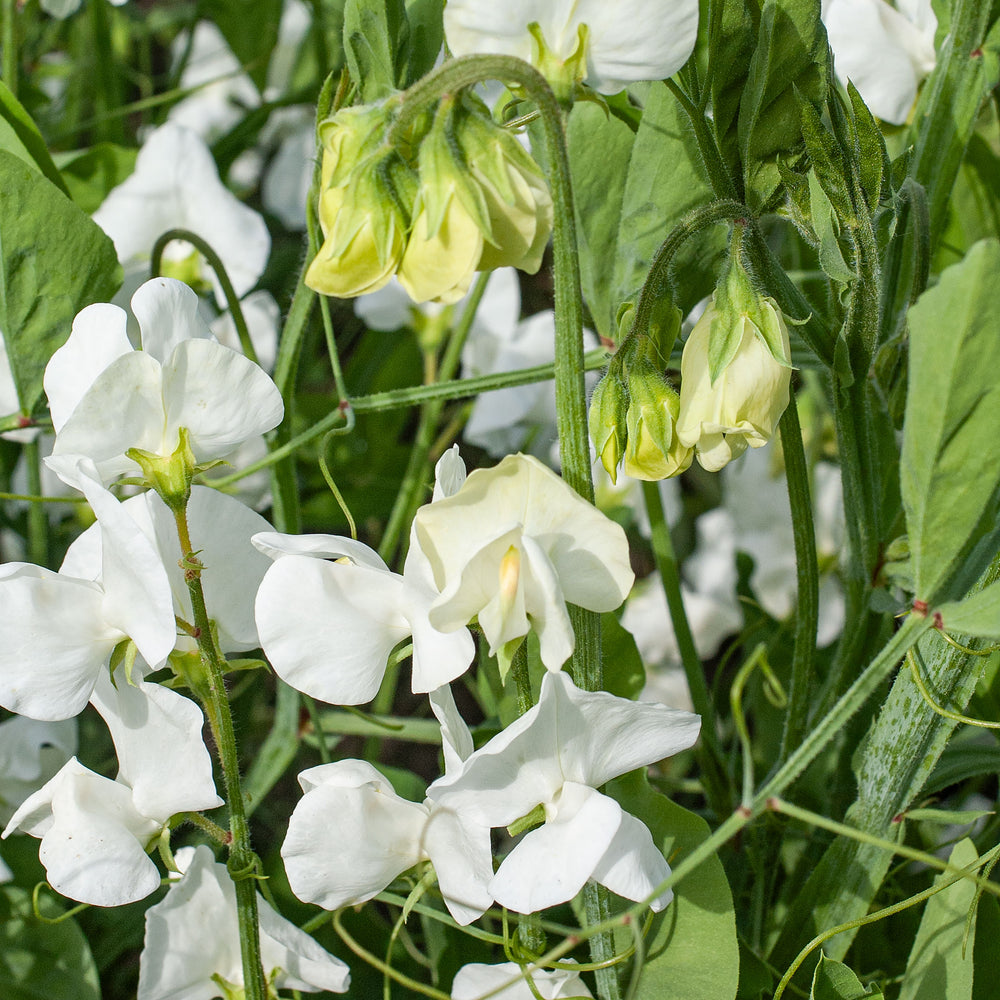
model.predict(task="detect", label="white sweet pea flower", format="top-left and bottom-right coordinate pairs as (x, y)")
top-left (139, 844), bottom-right (350, 999)
top-left (92, 123), bottom-right (270, 308)
top-left (254, 451), bottom-right (475, 701)
top-left (429, 670), bottom-right (700, 913)
top-left (282, 694), bottom-right (493, 926)
top-left (822, 0), bottom-right (936, 125)
top-left (412, 453), bottom-right (634, 669)
top-left (452, 961), bottom-right (593, 1000)
top-left (0, 462), bottom-right (176, 721)
top-left (0, 716), bottom-right (77, 824)
top-left (3, 673), bottom-right (221, 907)
top-left (444, 0), bottom-right (699, 97)
top-left (45, 277), bottom-right (283, 486)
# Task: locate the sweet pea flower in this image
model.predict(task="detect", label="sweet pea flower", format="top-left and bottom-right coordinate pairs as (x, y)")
top-left (92, 124), bottom-right (270, 309)
top-left (428, 670), bottom-right (700, 913)
top-left (283, 681), bottom-right (492, 925)
top-left (138, 845), bottom-right (350, 999)
top-left (3, 672), bottom-right (222, 907)
top-left (0, 461), bottom-right (175, 721)
top-left (452, 962), bottom-right (593, 1000)
top-left (444, 0), bottom-right (699, 97)
top-left (412, 453), bottom-right (634, 669)
top-left (675, 299), bottom-right (792, 472)
top-left (45, 277), bottom-right (283, 486)
top-left (254, 449), bottom-right (474, 701)
top-left (822, 0), bottom-right (936, 124)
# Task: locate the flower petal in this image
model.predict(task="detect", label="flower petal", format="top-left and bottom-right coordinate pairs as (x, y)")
top-left (591, 808), bottom-right (673, 910)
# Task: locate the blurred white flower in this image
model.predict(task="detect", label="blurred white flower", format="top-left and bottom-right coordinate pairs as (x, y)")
top-left (40, 0), bottom-right (126, 19)
top-left (0, 716), bottom-right (77, 825)
top-left (822, 0), bottom-right (936, 124)
top-left (452, 961), bottom-right (593, 1000)
top-left (139, 844), bottom-right (350, 999)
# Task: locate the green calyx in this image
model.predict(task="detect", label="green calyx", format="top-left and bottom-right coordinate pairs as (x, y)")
top-left (126, 427), bottom-right (197, 512)
top-left (526, 20), bottom-right (590, 106)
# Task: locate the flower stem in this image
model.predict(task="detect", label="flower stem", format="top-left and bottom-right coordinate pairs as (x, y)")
top-left (173, 505), bottom-right (266, 1000)
top-left (23, 439), bottom-right (49, 568)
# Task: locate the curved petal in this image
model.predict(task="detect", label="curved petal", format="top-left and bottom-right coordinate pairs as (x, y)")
top-left (162, 339), bottom-right (283, 462)
top-left (518, 534), bottom-right (573, 670)
top-left (591, 807), bottom-right (673, 911)
top-left (131, 277), bottom-right (214, 365)
top-left (43, 303), bottom-right (132, 433)
top-left (255, 556), bottom-right (409, 704)
top-left (50, 352), bottom-right (165, 482)
top-left (422, 803), bottom-right (494, 924)
top-left (90, 672), bottom-right (222, 821)
top-left (282, 779), bottom-right (427, 910)
top-left (0, 564), bottom-right (119, 720)
top-left (252, 531), bottom-right (389, 570)
top-left (489, 783), bottom-right (621, 913)
top-left (452, 962), bottom-right (593, 1000)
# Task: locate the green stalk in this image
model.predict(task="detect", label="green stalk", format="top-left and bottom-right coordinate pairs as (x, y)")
top-left (173, 506), bottom-right (266, 1000)
top-left (641, 480), bottom-right (730, 817)
top-left (777, 393), bottom-right (819, 759)
top-left (89, 0), bottom-right (124, 143)
top-left (23, 439), bottom-right (49, 568)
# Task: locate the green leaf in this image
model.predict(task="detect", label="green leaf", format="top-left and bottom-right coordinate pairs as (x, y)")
top-left (601, 612), bottom-right (645, 700)
top-left (199, 0), bottom-right (284, 92)
top-left (937, 579), bottom-right (1000, 639)
top-left (0, 150), bottom-right (121, 417)
top-left (566, 101), bottom-right (635, 341)
top-left (973, 892), bottom-right (1000, 1000)
top-left (343, 0), bottom-right (408, 102)
top-left (808, 170), bottom-right (855, 283)
top-left (0, 885), bottom-right (100, 1000)
top-left (607, 770), bottom-right (739, 1000)
top-left (612, 82), bottom-right (724, 325)
top-left (811, 954), bottom-right (882, 1000)
top-left (402, 0), bottom-right (444, 86)
top-left (53, 143), bottom-right (138, 214)
top-left (900, 239), bottom-right (1000, 603)
top-left (708, 0), bottom-right (760, 177)
top-left (738, 0), bottom-right (828, 213)
top-left (922, 738), bottom-right (1000, 797)
top-left (898, 839), bottom-right (979, 1000)
top-left (846, 81), bottom-right (888, 212)
top-left (0, 81), bottom-right (68, 194)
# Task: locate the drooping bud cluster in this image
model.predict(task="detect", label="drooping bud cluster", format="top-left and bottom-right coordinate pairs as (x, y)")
top-left (306, 95), bottom-right (552, 304)
top-left (589, 230), bottom-right (793, 480)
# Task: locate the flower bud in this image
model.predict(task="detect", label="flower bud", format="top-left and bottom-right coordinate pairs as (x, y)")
top-left (306, 151), bottom-right (417, 298)
top-left (588, 368), bottom-right (629, 484)
top-left (622, 360), bottom-right (692, 481)
top-left (675, 298), bottom-right (792, 472)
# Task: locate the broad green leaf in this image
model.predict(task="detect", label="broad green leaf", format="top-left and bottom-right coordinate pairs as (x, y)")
top-left (607, 770), bottom-right (739, 1000)
top-left (612, 82), bottom-right (724, 327)
top-left (738, 0), bottom-right (828, 213)
top-left (53, 143), bottom-right (138, 214)
top-left (566, 101), bottom-right (635, 341)
top-left (973, 892), bottom-right (1000, 1000)
top-left (708, 0), bottom-right (760, 177)
top-left (900, 239), bottom-right (1000, 603)
top-left (937, 579), bottom-right (1000, 639)
top-left (0, 150), bottom-right (121, 417)
top-left (0, 885), bottom-right (101, 1000)
top-left (811, 954), bottom-right (882, 1000)
top-left (601, 611), bottom-right (645, 701)
top-left (0, 81), bottom-right (68, 194)
top-left (343, 0), bottom-right (408, 102)
top-left (898, 838), bottom-right (979, 1000)
top-left (200, 0), bottom-right (283, 92)
top-left (403, 0), bottom-right (444, 86)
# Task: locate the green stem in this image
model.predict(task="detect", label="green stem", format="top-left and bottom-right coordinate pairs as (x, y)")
top-left (174, 506), bottom-right (266, 1000)
top-left (89, 0), bottom-right (124, 143)
top-left (1, 0), bottom-right (16, 97)
top-left (150, 228), bottom-right (258, 365)
top-left (641, 480), bottom-right (730, 816)
top-left (777, 393), bottom-right (819, 759)
top-left (23, 439), bottom-right (49, 567)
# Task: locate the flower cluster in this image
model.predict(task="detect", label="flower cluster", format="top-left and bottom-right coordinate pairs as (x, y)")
top-left (306, 95), bottom-right (552, 302)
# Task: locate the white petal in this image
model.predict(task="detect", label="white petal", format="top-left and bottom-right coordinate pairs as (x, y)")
top-left (162, 339), bottom-right (283, 462)
top-left (251, 531), bottom-right (390, 570)
top-left (90, 673), bottom-right (222, 821)
top-left (209, 289), bottom-right (280, 372)
top-left (44, 303), bottom-right (132, 433)
top-left (591, 808), bottom-right (673, 910)
top-left (428, 684), bottom-right (475, 771)
top-left (0, 564), bottom-right (120, 720)
top-left (518, 534), bottom-right (574, 670)
top-left (489, 782), bottom-right (620, 912)
top-left (5, 759), bottom-right (162, 906)
top-left (255, 556), bottom-right (409, 704)
top-left (131, 277), bottom-right (214, 364)
top-left (422, 803), bottom-right (494, 924)
top-left (452, 962), bottom-right (593, 1000)
top-left (282, 772), bottom-right (427, 910)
